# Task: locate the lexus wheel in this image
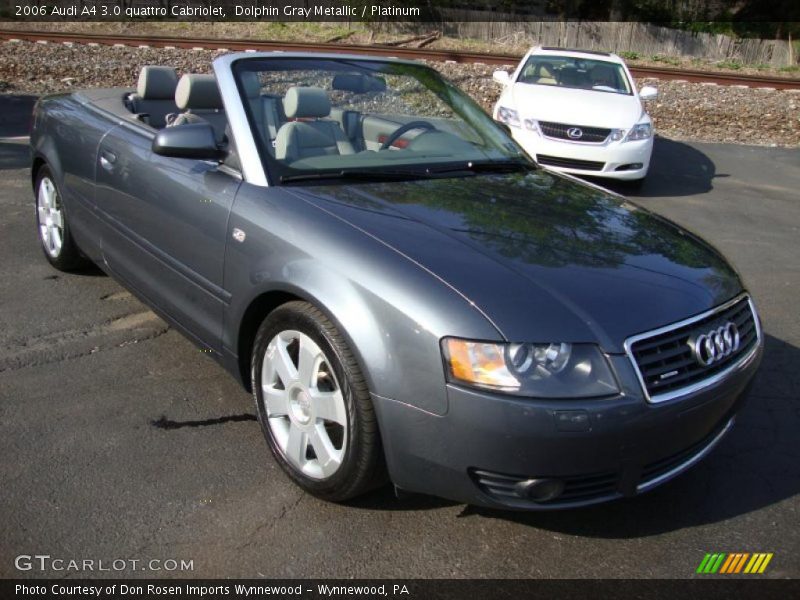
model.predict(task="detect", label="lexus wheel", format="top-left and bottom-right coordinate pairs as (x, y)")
top-left (251, 301), bottom-right (386, 501)
top-left (35, 166), bottom-right (89, 271)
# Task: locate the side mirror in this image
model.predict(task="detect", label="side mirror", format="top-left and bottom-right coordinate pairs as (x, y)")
top-left (639, 86), bottom-right (658, 101)
top-left (152, 122), bottom-right (222, 160)
top-left (493, 70), bottom-right (511, 86)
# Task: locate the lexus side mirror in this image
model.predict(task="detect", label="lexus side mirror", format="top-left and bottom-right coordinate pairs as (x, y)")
top-left (493, 70), bottom-right (511, 86)
top-left (152, 122), bottom-right (222, 160)
top-left (639, 86), bottom-right (658, 101)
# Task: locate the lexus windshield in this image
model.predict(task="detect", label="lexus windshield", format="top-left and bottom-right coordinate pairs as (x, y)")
top-left (232, 57), bottom-right (530, 184)
top-left (517, 55), bottom-right (633, 95)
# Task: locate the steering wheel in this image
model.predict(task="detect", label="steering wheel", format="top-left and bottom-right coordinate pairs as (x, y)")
top-left (380, 121), bottom-right (437, 150)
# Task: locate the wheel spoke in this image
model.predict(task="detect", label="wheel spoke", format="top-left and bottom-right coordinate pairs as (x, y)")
top-left (273, 339), bottom-right (298, 386)
top-left (51, 228), bottom-right (62, 252)
top-left (297, 337), bottom-right (320, 388)
top-left (263, 386), bottom-right (290, 417)
top-left (310, 424), bottom-right (342, 477)
top-left (285, 424), bottom-right (307, 467)
top-left (38, 186), bottom-right (49, 210)
top-left (51, 210), bottom-right (63, 229)
top-left (43, 224), bottom-right (52, 250)
top-left (37, 205), bottom-right (47, 224)
top-left (311, 389), bottom-right (346, 425)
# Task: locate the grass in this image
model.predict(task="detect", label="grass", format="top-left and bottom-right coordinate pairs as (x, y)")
top-left (651, 54), bottom-right (682, 66)
top-left (618, 51), bottom-right (640, 60)
top-left (716, 60), bottom-right (744, 70)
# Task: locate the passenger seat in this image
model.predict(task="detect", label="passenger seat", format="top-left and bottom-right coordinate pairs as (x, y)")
top-left (274, 87), bottom-right (355, 163)
top-left (168, 74), bottom-right (228, 144)
top-left (128, 66), bottom-right (179, 128)
top-left (240, 71), bottom-right (283, 151)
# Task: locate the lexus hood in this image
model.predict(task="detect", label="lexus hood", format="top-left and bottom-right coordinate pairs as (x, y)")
top-left (289, 171), bottom-right (742, 353)
top-left (509, 83), bottom-right (644, 128)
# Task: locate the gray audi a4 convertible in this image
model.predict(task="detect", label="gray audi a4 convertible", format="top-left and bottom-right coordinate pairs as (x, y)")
top-left (30, 52), bottom-right (762, 509)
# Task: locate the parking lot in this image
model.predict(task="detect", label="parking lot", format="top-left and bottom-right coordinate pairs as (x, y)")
top-left (1, 94), bottom-right (799, 578)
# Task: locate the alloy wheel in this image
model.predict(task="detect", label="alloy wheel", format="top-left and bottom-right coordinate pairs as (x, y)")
top-left (260, 329), bottom-right (348, 479)
top-left (37, 177), bottom-right (63, 258)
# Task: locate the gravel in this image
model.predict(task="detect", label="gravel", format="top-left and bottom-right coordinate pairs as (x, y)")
top-left (1, 40), bottom-right (798, 147)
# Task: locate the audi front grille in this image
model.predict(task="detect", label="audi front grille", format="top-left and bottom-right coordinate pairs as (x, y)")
top-left (538, 121), bottom-right (611, 143)
top-left (625, 294), bottom-right (761, 403)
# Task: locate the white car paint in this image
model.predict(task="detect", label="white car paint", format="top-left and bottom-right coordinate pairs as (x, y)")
top-left (493, 47), bottom-right (658, 182)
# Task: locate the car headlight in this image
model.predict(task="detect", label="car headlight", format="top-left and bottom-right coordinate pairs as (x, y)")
top-left (523, 119), bottom-right (541, 134)
top-left (442, 338), bottom-right (620, 398)
top-left (625, 123), bottom-right (652, 141)
top-left (608, 129), bottom-right (626, 141)
top-left (496, 106), bottom-right (520, 128)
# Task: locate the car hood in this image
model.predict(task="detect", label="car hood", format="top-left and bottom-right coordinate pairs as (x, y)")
top-left (510, 83), bottom-right (644, 128)
top-left (288, 171), bottom-right (742, 352)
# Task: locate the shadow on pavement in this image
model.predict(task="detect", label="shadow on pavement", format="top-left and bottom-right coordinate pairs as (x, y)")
top-left (592, 137), bottom-right (724, 198)
top-left (358, 334), bottom-right (799, 534)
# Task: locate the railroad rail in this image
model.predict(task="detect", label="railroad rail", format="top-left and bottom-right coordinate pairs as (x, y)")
top-left (2, 29), bottom-right (799, 90)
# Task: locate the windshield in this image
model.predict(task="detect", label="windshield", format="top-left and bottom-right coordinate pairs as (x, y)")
top-left (232, 58), bottom-right (529, 184)
top-left (516, 55), bottom-right (632, 95)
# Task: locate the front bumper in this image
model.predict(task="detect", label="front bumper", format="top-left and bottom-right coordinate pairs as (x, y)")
top-left (374, 341), bottom-right (762, 510)
top-left (512, 128), bottom-right (654, 181)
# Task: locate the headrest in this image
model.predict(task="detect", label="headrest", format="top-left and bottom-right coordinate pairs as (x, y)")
top-left (331, 73), bottom-right (387, 94)
top-left (175, 74), bottom-right (223, 111)
top-left (283, 87), bottom-right (330, 119)
top-left (240, 71), bottom-right (262, 99)
top-left (137, 66), bottom-right (178, 100)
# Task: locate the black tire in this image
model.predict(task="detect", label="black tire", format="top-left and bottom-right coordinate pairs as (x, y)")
top-left (251, 301), bottom-right (386, 501)
top-left (34, 165), bottom-right (90, 271)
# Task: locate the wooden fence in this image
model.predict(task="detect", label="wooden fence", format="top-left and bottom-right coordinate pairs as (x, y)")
top-left (376, 18), bottom-right (795, 67)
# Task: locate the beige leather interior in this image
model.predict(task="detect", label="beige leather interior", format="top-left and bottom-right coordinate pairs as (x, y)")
top-left (275, 87), bottom-right (355, 163)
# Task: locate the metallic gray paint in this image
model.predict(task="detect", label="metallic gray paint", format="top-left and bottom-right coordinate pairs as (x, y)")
top-left (30, 56), bottom-right (761, 508)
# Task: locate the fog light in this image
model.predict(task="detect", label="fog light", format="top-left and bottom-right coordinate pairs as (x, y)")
top-left (514, 478), bottom-right (565, 502)
top-left (615, 163), bottom-right (643, 171)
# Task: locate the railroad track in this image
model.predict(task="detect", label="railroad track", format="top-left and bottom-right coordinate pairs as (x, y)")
top-left (2, 29), bottom-right (799, 90)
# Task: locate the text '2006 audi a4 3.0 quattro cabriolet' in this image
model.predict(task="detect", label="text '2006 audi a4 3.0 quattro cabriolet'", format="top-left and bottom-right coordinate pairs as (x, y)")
top-left (30, 52), bottom-right (762, 509)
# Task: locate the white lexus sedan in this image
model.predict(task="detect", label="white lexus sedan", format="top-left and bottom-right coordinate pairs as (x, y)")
top-left (493, 47), bottom-right (658, 184)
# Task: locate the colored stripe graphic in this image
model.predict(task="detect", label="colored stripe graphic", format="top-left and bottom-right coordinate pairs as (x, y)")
top-left (701, 552), bottom-right (774, 574)
top-left (720, 554), bottom-right (736, 574)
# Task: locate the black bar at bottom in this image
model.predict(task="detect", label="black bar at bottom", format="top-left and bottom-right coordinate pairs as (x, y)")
top-left (2, 579), bottom-right (798, 600)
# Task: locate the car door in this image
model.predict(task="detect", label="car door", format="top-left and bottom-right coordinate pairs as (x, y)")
top-left (94, 121), bottom-right (240, 351)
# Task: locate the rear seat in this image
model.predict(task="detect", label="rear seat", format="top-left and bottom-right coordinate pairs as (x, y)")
top-left (167, 74), bottom-right (228, 144)
top-left (128, 66), bottom-right (179, 128)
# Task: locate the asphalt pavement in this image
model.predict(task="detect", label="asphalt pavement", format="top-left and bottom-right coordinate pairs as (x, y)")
top-left (1, 94), bottom-right (798, 578)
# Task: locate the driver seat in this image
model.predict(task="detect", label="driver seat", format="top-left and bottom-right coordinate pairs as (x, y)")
top-left (274, 87), bottom-right (354, 162)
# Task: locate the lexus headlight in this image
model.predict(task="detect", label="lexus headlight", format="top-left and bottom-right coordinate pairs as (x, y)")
top-left (442, 338), bottom-right (619, 398)
top-left (523, 119), bottom-right (541, 134)
top-left (625, 123), bottom-right (652, 141)
top-left (497, 106), bottom-right (520, 128)
top-left (609, 129), bottom-right (626, 141)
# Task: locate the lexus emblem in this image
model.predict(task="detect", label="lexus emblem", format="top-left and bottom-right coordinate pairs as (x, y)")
top-left (567, 127), bottom-right (583, 139)
top-left (690, 322), bottom-right (740, 367)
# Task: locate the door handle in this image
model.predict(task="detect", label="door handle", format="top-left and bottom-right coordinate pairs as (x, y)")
top-left (99, 151), bottom-right (116, 172)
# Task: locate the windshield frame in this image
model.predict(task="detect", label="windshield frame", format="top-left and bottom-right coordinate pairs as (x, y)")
top-left (229, 56), bottom-right (532, 186)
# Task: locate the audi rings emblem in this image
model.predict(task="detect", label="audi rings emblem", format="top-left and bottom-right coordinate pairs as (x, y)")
top-left (691, 322), bottom-right (740, 367)
top-left (567, 127), bottom-right (583, 139)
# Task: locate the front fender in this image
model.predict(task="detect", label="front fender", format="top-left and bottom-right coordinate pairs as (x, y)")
top-left (223, 184), bottom-right (501, 415)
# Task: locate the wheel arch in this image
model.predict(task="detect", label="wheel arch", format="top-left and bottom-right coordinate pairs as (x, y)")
top-left (234, 283), bottom-right (380, 404)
